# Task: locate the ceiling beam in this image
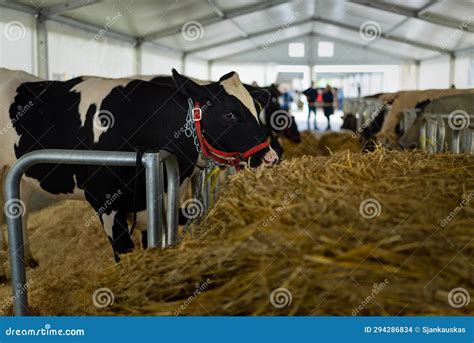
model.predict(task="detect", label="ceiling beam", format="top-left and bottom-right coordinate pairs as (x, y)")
top-left (211, 34), bottom-right (309, 62)
top-left (142, 0), bottom-right (291, 42)
top-left (187, 17), bottom-right (313, 55)
top-left (314, 17), bottom-right (449, 54)
top-left (207, 0), bottom-right (248, 38)
top-left (350, 0), bottom-right (474, 33)
top-left (0, 0), bottom-right (183, 53)
top-left (193, 15), bottom-right (439, 60)
top-left (0, 0), bottom-right (37, 14)
top-left (41, 0), bottom-right (101, 17)
top-left (211, 29), bottom-right (417, 63)
top-left (382, 0), bottom-right (436, 37)
top-left (311, 31), bottom-right (418, 63)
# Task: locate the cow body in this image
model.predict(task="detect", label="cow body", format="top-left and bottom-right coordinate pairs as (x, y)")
top-left (0, 68), bottom-right (276, 280)
top-left (398, 94), bottom-right (474, 149)
top-left (377, 89), bottom-right (474, 145)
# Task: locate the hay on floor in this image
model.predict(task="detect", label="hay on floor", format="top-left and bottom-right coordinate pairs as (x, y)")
top-left (11, 149), bottom-right (472, 316)
top-left (281, 131), bottom-right (362, 159)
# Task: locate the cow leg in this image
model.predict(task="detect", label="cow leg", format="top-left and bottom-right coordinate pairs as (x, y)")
top-left (101, 210), bottom-right (134, 262)
top-left (19, 181), bottom-right (37, 268)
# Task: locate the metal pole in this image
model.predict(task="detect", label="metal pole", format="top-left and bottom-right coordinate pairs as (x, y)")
top-left (142, 153), bottom-right (164, 249)
top-left (163, 154), bottom-right (179, 246)
top-left (4, 149), bottom-right (179, 315)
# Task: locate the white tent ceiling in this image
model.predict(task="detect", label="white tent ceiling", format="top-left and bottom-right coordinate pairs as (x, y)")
top-left (3, 0), bottom-right (474, 64)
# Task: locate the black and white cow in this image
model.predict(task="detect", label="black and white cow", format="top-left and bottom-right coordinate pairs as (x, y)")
top-left (137, 76), bottom-right (301, 157)
top-left (0, 68), bottom-right (278, 281)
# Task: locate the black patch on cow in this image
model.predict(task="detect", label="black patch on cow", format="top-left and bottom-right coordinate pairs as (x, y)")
top-left (10, 77), bottom-right (86, 194)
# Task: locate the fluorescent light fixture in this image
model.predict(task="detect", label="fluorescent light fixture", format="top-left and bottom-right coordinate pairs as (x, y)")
top-left (318, 41), bottom-right (334, 57)
top-left (288, 42), bottom-right (305, 57)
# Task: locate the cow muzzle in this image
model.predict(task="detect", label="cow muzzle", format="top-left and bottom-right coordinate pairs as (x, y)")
top-left (262, 149), bottom-right (279, 167)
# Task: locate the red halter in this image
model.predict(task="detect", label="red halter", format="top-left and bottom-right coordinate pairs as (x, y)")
top-left (193, 101), bottom-right (270, 168)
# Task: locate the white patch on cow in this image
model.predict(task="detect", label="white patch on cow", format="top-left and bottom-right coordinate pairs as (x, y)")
top-left (220, 73), bottom-right (258, 120)
top-left (102, 210), bottom-right (117, 239)
top-left (70, 77), bottom-right (132, 128)
top-left (0, 69), bottom-right (42, 168)
top-left (259, 107), bottom-right (267, 125)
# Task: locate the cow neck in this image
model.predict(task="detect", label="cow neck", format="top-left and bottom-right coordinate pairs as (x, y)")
top-left (186, 99), bottom-right (270, 170)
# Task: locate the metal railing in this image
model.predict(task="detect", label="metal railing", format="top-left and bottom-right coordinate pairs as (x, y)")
top-left (4, 149), bottom-right (179, 316)
top-left (420, 114), bottom-right (474, 154)
top-left (343, 98), bottom-right (385, 132)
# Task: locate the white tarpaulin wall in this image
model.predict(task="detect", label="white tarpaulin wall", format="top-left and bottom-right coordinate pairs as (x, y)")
top-left (0, 7), bottom-right (35, 73)
top-left (47, 20), bottom-right (135, 80)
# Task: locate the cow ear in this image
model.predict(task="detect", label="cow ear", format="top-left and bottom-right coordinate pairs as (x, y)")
top-left (250, 89), bottom-right (271, 108)
top-left (172, 68), bottom-right (206, 99)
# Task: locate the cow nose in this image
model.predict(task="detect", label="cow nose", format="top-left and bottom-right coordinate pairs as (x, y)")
top-left (263, 149), bottom-right (279, 166)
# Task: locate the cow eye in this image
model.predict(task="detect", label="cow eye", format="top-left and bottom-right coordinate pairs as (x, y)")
top-left (223, 112), bottom-right (238, 122)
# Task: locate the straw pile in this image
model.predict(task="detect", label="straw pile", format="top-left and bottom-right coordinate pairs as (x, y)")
top-left (10, 149), bottom-right (472, 316)
top-left (281, 131), bottom-right (362, 158)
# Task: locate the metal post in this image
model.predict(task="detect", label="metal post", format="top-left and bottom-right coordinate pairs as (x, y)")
top-left (426, 118), bottom-right (437, 154)
top-left (143, 153), bottom-right (164, 248)
top-left (4, 149), bottom-right (179, 315)
top-left (436, 118), bottom-right (446, 152)
top-left (452, 130), bottom-right (461, 154)
top-left (163, 155), bottom-right (179, 246)
top-left (36, 14), bottom-right (49, 79)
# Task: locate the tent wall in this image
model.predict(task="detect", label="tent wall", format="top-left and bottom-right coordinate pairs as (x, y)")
top-left (0, 8), bottom-right (35, 73)
top-left (185, 57), bottom-right (209, 80)
top-left (47, 21), bottom-right (135, 80)
top-left (141, 45), bottom-right (182, 75)
top-left (454, 50), bottom-right (474, 88)
top-left (418, 55), bottom-right (451, 89)
top-left (399, 63), bottom-right (419, 90)
top-left (211, 62), bottom-right (267, 85)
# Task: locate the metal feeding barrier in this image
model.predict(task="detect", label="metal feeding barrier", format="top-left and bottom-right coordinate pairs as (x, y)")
top-left (343, 98), bottom-right (385, 132)
top-left (4, 149), bottom-right (179, 316)
top-left (419, 114), bottom-right (474, 154)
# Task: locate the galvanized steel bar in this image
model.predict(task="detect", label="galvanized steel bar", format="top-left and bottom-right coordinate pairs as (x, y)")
top-left (4, 149), bottom-right (179, 315)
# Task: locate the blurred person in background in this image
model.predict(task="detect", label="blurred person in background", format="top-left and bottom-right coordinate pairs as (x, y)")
top-left (281, 88), bottom-right (293, 112)
top-left (303, 82), bottom-right (318, 130)
top-left (323, 84), bottom-right (334, 131)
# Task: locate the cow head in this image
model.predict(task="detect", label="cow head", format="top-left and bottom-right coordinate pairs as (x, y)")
top-left (254, 90), bottom-right (302, 144)
top-left (172, 69), bottom-right (278, 167)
